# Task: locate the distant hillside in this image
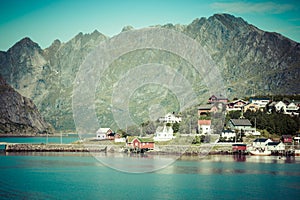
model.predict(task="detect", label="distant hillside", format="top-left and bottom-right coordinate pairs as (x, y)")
top-left (0, 13), bottom-right (299, 132)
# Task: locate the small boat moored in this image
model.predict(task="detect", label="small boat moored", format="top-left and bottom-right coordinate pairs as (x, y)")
top-left (250, 148), bottom-right (271, 156)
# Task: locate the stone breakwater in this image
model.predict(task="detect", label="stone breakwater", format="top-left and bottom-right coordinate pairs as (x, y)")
top-left (4, 143), bottom-right (233, 154)
top-left (5, 143), bottom-right (110, 152)
top-left (152, 144), bottom-right (233, 155)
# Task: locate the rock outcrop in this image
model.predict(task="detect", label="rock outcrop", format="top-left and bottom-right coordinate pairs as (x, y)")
top-left (0, 76), bottom-right (53, 134)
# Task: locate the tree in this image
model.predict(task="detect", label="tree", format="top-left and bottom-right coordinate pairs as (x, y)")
top-left (192, 136), bottom-right (200, 144)
top-left (227, 110), bottom-right (242, 120)
top-left (243, 110), bottom-right (300, 136)
top-left (172, 122), bottom-right (180, 133)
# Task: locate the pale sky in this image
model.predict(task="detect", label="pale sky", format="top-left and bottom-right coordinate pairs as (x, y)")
top-left (0, 0), bottom-right (299, 51)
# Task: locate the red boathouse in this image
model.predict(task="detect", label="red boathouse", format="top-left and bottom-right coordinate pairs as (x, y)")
top-left (127, 137), bottom-right (155, 152)
top-left (232, 143), bottom-right (247, 153)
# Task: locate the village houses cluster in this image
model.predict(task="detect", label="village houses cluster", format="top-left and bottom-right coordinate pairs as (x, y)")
top-left (95, 95), bottom-right (300, 152)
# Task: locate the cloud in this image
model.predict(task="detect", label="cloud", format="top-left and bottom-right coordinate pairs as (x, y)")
top-left (211, 1), bottom-right (295, 14)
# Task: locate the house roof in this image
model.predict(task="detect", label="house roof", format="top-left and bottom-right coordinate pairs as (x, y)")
top-left (267, 141), bottom-right (281, 146)
top-left (127, 136), bottom-right (154, 143)
top-left (138, 137), bottom-right (154, 143)
top-left (287, 102), bottom-right (298, 108)
top-left (230, 119), bottom-right (252, 126)
top-left (228, 99), bottom-right (248, 104)
top-left (96, 128), bottom-right (111, 133)
top-left (275, 101), bottom-right (286, 106)
top-left (198, 120), bottom-right (211, 125)
top-left (253, 138), bottom-right (269, 142)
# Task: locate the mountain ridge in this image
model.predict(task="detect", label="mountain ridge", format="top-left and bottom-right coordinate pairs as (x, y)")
top-left (0, 13), bottom-right (299, 132)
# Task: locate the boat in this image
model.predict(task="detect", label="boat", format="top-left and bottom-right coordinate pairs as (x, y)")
top-left (249, 149), bottom-right (271, 156)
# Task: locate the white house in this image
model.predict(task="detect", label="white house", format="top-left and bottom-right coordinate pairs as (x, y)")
top-left (198, 120), bottom-right (211, 134)
top-left (114, 137), bottom-right (126, 143)
top-left (285, 102), bottom-right (299, 115)
top-left (159, 113), bottom-right (181, 124)
top-left (221, 129), bottom-right (236, 138)
top-left (252, 138), bottom-right (273, 149)
top-left (275, 101), bottom-right (286, 112)
top-left (266, 141), bottom-right (285, 151)
top-left (250, 98), bottom-right (271, 108)
top-left (153, 125), bottom-right (174, 141)
top-left (245, 130), bottom-right (261, 136)
top-left (96, 128), bottom-right (113, 140)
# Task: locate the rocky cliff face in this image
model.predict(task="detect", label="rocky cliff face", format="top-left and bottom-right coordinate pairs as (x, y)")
top-left (184, 14), bottom-right (300, 96)
top-left (0, 77), bottom-right (53, 134)
top-left (0, 13), bottom-right (299, 132)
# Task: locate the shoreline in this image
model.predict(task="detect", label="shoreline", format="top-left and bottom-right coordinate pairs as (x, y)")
top-left (2, 143), bottom-right (234, 154)
top-left (2, 143), bottom-right (297, 156)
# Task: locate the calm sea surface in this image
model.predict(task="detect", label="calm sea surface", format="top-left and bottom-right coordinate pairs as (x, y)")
top-left (0, 151), bottom-right (299, 200)
top-left (0, 136), bottom-right (79, 144)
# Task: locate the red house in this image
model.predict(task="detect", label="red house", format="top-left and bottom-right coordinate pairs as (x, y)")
top-left (281, 135), bottom-right (293, 143)
top-left (127, 137), bottom-right (155, 151)
top-left (208, 95), bottom-right (228, 104)
top-left (232, 143), bottom-right (247, 153)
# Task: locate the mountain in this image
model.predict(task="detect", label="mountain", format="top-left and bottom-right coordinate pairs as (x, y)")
top-left (0, 13), bottom-right (299, 132)
top-left (0, 76), bottom-right (53, 134)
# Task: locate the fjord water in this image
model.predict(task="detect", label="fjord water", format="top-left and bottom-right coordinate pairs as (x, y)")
top-left (0, 153), bottom-right (299, 200)
top-left (0, 136), bottom-right (79, 144)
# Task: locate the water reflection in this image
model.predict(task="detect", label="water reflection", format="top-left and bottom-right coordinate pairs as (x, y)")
top-left (94, 152), bottom-right (179, 173)
top-left (233, 154), bottom-right (246, 162)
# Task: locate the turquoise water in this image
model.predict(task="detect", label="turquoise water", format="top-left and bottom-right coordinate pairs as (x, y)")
top-left (0, 153), bottom-right (299, 200)
top-left (0, 136), bottom-right (79, 144)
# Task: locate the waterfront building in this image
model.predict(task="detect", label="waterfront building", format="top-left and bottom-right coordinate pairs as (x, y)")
top-left (252, 138), bottom-right (273, 149)
top-left (126, 137), bottom-right (155, 151)
top-left (267, 141), bottom-right (285, 152)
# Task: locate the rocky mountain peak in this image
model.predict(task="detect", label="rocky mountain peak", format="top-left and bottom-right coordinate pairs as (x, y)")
top-left (208, 13), bottom-right (251, 34)
top-left (8, 37), bottom-right (42, 54)
top-left (122, 25), bottom-right (134, 32)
